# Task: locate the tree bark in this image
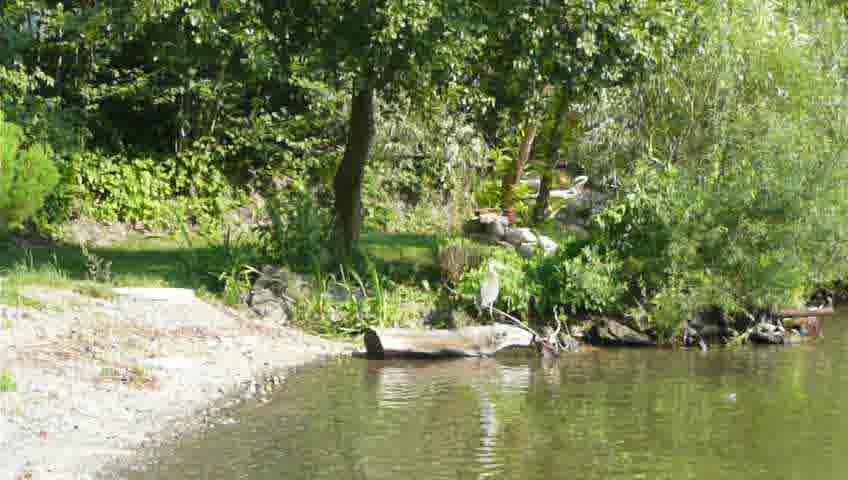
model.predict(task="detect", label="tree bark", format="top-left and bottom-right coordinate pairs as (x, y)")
top-left (532, 96), bottom-right (569, 223)
top-left (333, 80), bottom-right (376, 260)
top-left (501, 125), bottom-right (538, 212)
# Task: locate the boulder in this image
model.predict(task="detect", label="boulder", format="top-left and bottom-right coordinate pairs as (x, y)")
top-left (247, 265), bottom-right (318, 325)
top-left (586, 317), bottom-right (654, 346)
top-left (537, 235), bottom-right (558, 256)
top-left (516, 243), bottom-right (537, 258)
top-left (252, 265), bottom-right (314, 301)
top-left (486, 218), bottom-right (508, 239)
top-left (248, 288), bottom-right (290, 325)
top-left (505, 227), bottom-right (537, 246)
top-left (478, 212), bottom-right (506, 225)
top-left (750, 325), bottom-right (785, 345)
top-left (688, 308), bottom-right (734, 339)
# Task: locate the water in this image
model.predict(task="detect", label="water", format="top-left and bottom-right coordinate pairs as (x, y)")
top-left (133, 315), bottom-right (848, 480)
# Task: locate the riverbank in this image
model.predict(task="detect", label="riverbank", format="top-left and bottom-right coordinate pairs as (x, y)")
top-left (0, 286), bottom-right (354, 480)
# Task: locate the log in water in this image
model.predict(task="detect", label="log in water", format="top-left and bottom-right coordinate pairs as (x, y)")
top-left (363, 325), bottom-right (535, 359)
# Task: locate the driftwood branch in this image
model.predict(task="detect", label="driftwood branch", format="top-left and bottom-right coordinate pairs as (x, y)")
top-left (363, 325), bottom-right (535, 359)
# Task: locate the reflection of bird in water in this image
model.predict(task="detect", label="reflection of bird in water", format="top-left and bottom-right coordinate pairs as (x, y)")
top-left (478, 260), bottom-right (500, 320)
top-left (475, 387), bottom-right (501, 478)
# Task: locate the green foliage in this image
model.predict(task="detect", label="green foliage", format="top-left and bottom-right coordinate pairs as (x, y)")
top-left (533, 245), bottom-right (625, 314)
top-left (473, 143), bottom-right (537, 223)
top-left (585, 0), bottom-right (848, 335)
top-left (0, 371), bottom-right (16, 393)
top-left (456, 247), bottom-right (534, 317)
top-left (62, 150), bottom-right (239, 228)
top-left (261, 194), bottom-right (333, 272)
top-left (0, 113), bottom-right (59, 231)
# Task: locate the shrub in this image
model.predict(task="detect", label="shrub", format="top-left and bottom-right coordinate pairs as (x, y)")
top-left (0, 113), bottom-right (59, 231)
top-left (261, 193), bottom-right (333, 272)
top-left (585, 0), bottom-right (848, 333)
top-left (0, 371), bottom-right (15, 393)
top-left (532, 245), bottom-right (625, 314)
top-left (456, 247), bottom-right (534, 318)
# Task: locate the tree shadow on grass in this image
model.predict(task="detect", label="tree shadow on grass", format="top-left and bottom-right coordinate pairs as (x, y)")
top-left (360, 231), bottom-right (442, 285)
top-left (0, 230), bottom-right (446, 294)
top-left (0, 240), bottom-right (241, 293)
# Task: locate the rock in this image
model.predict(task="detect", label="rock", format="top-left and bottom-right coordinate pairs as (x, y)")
top-left (505, 227), bottom-right (537, 246)
top-left (478, 212), bottom-right (506, 225)
top-left (252, 265), bottom-right (313, 301)
top-left (750, 323), bottom-right (785, 344)
top-left (248, 265), bottom-right (320, 324)
top-left (586, 317), bottom-right (654, 346)
top-left (516, 243), bottom-right (538, 258)
top-left (537, 235), bottom-right (558, 255)
top-left (248, 289), bottom-right (290, 325)
top-left (486, 218), bottom-right (507, 239)
top-left (688, 308), bottom-right (733, 339)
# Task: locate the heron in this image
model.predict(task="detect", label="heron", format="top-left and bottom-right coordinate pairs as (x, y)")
top-left (478, 259), bottom-right (500, 320)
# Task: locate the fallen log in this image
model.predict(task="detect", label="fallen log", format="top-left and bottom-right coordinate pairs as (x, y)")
top-left (778, 307), bottom-right (835, 318)
top-left (363, 325), bottom-right (535, 359)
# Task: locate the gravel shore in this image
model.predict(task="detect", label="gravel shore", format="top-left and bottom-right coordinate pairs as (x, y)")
top-left (0, 287), bottom-right (354, 480)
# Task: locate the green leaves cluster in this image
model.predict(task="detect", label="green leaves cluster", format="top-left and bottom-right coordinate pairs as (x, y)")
top-left (586, 0), bottom-right (848, 337)
top-left (0, 112), bottom-right (59, 232)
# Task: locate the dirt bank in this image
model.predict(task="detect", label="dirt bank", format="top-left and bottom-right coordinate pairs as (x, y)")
top-left (0, 286), bottom-right (354, 480)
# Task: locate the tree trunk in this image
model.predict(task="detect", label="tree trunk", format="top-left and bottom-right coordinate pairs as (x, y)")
top-left (532, 97), bottom-right (569, 223)
top-left (333, 80), bottom-right (376, 260)
top-left (501, 125), bottom-right (538, 212)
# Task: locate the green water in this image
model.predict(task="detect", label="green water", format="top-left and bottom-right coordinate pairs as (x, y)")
top-left (133, 316), bottom-right (848, 480)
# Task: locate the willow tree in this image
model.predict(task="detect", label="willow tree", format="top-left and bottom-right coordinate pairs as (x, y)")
top-left (530, 0), bottom-right (698, 222)
top-left (260, 0), bottom-right (480, 259)
top-left (470, 0), bottom-right (697, 222)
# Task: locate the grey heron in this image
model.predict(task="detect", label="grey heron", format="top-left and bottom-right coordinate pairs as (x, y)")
top-left (478, 259), bottom-right (500, 320)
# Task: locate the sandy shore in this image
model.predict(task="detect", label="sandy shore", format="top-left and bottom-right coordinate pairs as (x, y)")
top-left (0, 287), bottom-right (354, 480)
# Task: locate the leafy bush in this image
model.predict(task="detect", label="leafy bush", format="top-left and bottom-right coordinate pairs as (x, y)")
top-left (0, 371), bottom-right (16, 393)
top-left (585, 0), bottom-right (848, 334)
top-left (456, 247), bottom-right (534, 317)
top-left (61, 150), bottom-right (240, 228)
top-left (261, 193), bottom-right (333, 272)
top-left (533, 245), bottom-right (625, 314)
top-left (0, 113), bottom-right (59, 231)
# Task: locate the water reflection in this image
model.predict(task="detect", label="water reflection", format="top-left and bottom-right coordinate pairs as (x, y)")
top-left (130, 315), bottom-right (848, 480)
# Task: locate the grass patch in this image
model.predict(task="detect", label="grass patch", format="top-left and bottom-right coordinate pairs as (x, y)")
top-left (0, 232), bottom-right (234, 294)
top-left (361, 231), bottom-right (441, 284)
top-left (0, 371), bottom-right (16, 392)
